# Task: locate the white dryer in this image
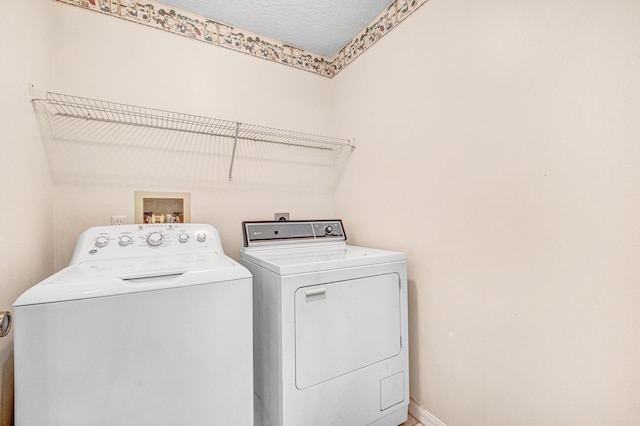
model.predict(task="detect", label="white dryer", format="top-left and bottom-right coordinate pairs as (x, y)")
top-left (240, 220), bottom-right (409, 426)
top-left (14, 223), bottom-right (253, 426)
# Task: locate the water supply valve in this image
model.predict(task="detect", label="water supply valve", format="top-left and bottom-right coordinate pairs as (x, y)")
top-left (0, 311), bottom-right (11, 337)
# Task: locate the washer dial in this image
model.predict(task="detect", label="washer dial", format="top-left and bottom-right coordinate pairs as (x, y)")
top-left (119, 235), bottom-right (133, 246)
top-left (146, 232), bottom-right (164, 247)
top-left (178, 232), bottom-right (190, 243)
top-left (197, 232), bottom-right (207, 242)
top-left (95, 236), bottom-right (109, 247)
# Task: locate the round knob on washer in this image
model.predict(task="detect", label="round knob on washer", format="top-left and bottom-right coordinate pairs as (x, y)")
top-left (196, 232), bottom-right (207, 242)
top-left (95, 236), bottom-right (109, 247)
top-left (119, 235), bottom-right (133, 246)
top-left (324, 225), bottom-right (333, 235)
top-left (146, 232), bottom-right (164, 246)
top-left (178, 232), bottom-right (190, 243)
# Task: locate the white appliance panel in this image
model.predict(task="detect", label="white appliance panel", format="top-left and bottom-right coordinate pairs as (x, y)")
top-left (380, 372), bottom-right (405, 410)
top-left (243, 259), bottom-right (409, 426)
top-left (294, 273), bottom-right (401, 389)
top-left (14, 277), bottom-right (252, 426)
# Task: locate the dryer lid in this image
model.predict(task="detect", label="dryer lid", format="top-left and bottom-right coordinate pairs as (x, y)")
top-left (240, 244), bottom-right (405, 275)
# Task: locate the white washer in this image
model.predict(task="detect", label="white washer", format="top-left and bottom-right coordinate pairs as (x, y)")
top-left (14, 223), bottom-right (253, 426)
top-left (240, 220), bottom-right (409, 426)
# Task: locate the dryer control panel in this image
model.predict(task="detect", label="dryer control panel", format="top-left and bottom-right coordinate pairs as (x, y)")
top-left (70, 223), bottom-right (225, 264)
top-left (242, 220), bottom-right (345, 247)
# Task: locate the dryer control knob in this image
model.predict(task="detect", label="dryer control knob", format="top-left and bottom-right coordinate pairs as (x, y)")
top-left (196, 232), bottom-right (207, 242)
top-left (178, 232), bottom-right (190, 243)
top-left (324, 225), bottom-right (333, 235)
top-left (95, 236), bottom-right (109, 247)
top-left (119, 235), bottom-right (133, 246)
top-left (146, 232), bottom-right (164, 247)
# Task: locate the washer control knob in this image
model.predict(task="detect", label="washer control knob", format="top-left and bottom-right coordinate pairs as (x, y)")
top-left (324, 225), bottom-right (333, 235)
top-left (119, 235), bottom-right (133, 246)
top-left (178, 232), bottom-right (190, 243)
top-left (95, 236), bottom-right (109, 247)
top-left (146, 232), bottom-right (164, 247)
top-left (196, 232), bottom-right (207, 243)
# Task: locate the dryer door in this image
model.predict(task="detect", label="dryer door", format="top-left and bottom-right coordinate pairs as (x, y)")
top-left (294, 273), bottom-right (401, 389)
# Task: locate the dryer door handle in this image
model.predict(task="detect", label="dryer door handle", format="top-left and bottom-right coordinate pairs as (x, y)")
top-left (305, 288), bottom-right (326, 301)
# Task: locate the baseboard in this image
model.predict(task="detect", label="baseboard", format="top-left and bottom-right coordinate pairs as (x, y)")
top-left (0, 352), bottom-right (14, 426)
top-left (408, 399), bottom-right (447, 426)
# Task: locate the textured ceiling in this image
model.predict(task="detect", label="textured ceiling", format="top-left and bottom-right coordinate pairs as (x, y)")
top-left (157, 0), bottom-right (395, 56)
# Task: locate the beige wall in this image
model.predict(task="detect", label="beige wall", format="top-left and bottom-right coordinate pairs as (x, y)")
top-left (50, 3), bottom-right (338, 267)
top-left (332, 0), bottom-right (640, 425)
top-left (0, 0), bottom-right (55, 418)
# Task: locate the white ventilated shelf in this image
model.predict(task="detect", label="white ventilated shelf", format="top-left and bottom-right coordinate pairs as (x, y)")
top-left (31, 89), bottom-right (354, 186)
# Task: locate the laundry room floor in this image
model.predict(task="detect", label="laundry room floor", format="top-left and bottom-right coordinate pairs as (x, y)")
top-left (401, 413), bottom-right (424, 426)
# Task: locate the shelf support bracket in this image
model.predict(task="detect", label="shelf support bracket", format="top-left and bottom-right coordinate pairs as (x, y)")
top-left (29, 84), bottom-right (47, 101)
top-left (228, 122), bottom-right (240, 181)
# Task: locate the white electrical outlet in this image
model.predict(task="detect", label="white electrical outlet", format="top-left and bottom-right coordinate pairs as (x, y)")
top-left (274, 212), bottom-right (290, 221)
top-left (111, 215), bottom-right (127, 225)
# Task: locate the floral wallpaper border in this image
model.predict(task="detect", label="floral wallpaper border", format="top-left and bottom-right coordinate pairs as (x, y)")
top-left (54, 0), bottom-right (429, 78)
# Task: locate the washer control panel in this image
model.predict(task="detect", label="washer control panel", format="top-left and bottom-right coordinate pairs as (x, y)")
top-left (70, 223), bottom-right (223, 264)
top-left (242, 220), bottom-right (345, 247)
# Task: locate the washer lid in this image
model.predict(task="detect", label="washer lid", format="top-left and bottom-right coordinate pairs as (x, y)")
top-left (14, 252), bottom-right (251, 306)
top-left (240, 244), bottom-right (405, 275)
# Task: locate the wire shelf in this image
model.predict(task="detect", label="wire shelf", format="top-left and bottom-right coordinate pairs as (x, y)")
top-left (43, 92), bottom-right (351, 151)
top-left (32, 90), bottom-right (354, 183)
